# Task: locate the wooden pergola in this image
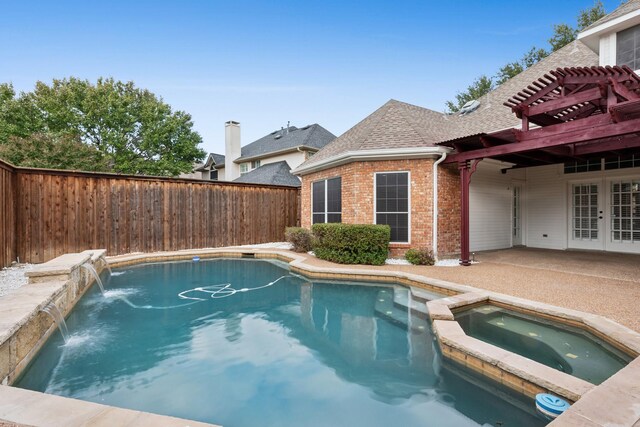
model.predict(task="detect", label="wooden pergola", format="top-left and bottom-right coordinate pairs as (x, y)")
top-left (439, 65), bottom-right (640, 265)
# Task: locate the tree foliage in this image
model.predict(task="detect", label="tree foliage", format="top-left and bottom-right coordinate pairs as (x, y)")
top-left (0, 78), bottom-right (205, 176)
top-left (445, 75), bottom-right (494, 113)
top-left (0, 133), bottom-right (110, 171)
top-left (446, 1), bottom-right (607, 112)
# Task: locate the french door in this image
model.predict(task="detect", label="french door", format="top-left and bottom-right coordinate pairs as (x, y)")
top-left (568, 178), bottom-right (640, 253)
top-left (607, 179), bottom-right (640, 253)
top-left (568, 181), bottom-right (604, 250)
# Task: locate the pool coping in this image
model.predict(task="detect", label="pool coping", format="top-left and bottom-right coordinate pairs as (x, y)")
top-left (0, 247), bottom-right (639, 426)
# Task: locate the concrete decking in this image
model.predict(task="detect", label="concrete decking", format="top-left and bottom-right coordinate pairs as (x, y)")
top-left (0, 385), bottom-right (219, 427)
top-left (286, 247), bottom-right (640, 332)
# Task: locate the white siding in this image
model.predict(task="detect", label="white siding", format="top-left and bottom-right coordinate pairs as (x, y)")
top-left (469, 162), bottom-right (513, 251)
top-left (520, 164), bottom-right (567, 250)
top-left (599, 32), bottom-right (617, 66)
top-left (259, 151), bottom-right (307, 170)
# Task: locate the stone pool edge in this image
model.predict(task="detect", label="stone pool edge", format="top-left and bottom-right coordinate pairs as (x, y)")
top-left (1, 247), bottom-right (639, 426)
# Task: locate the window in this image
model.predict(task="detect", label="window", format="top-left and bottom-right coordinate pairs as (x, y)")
top-left (604, 154), bottom-right (640, 170)
top-left (617, 25), bottom-right (640, 70)
top-left (312, 177), bottom-right (341, 224)
top-left (564, 155), bottom-right (640, 174)
top-left (209, 169), bottom-right (218, 180)
top-left (240, 163), bottom-right (249, 175)
top-left (564, 159), bottom-right (602, 174)
top-left (251, 160), bottom-right (261, 169)
top-left (375, 172), bottom-right (409, 243)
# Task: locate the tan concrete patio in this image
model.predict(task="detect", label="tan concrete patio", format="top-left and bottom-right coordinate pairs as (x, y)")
top-left (289, 247), bottom-right (640, 332)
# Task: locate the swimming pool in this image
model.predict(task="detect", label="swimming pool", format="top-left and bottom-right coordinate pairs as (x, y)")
top-left (15, 259), bottom-right (546, 427)
top-left (455, 304), bottom-right (632, 385)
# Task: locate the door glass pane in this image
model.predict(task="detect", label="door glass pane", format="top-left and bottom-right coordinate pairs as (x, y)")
top-left (572, 184), bottom-right (599, 241)
top-left (610, 180), bottom-right (640, 243)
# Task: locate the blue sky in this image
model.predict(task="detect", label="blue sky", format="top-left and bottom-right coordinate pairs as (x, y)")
top-left (1, 1), bottom-right (620, 155)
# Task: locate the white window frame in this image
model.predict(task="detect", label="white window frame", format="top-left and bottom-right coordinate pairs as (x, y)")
top-left (240, 163), bottom-right (249, 175)
top-left (311, 177), bottom-right (341, 224)
top-left (373, 171), bottom-right (411, 244)
top-left (251, 160), bottom-right (261, 169)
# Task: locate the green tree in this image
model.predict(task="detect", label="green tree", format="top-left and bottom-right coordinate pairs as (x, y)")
top-left (549, 23), bottom-right (578, 52)
top-left (0, 78), bottom-right (205, 176)
top-left (0, 133), bottom-right (110, 171)
top-left (446, 1), bottom-right (607, 110)
top-left (549, 1), bottom-right (606, 51)
top-left (577, 0), bottom-right (606, 31)
top-left (496, 47), bottom-right (549, 85)
top-left (445, 75), bottom-right (494, 113)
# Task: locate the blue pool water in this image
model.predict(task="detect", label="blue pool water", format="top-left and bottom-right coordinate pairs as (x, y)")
top-left (455, 305), bottom-right (631, 385)
top-left (16, 259), bottom-right (546, 427)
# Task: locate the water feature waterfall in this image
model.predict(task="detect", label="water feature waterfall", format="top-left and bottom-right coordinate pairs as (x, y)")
top-left (81, 263), bottom-right (105, 294)
top-left (99, 254), bottom-right (113, 276)
top-left (41, 302), bottom-right (69, 343)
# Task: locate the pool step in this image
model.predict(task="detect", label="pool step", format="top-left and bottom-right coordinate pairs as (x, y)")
top-left (410, 287), bottom-right (446, 303)
top-left (389, 286), bottom-right (431, 316)
top-left (375, 288), bottom-right (428, 332)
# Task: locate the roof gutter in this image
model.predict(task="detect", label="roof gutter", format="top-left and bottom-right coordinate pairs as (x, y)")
top-left (293, 146), bottom-right (452, 176)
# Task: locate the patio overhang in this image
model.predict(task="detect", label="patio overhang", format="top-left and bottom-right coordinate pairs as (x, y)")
top-left (438, 65), bottom-right (640, 265)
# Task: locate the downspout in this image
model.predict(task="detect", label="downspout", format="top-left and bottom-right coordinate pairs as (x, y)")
top-left (432, 152), bottom-right (447, 260)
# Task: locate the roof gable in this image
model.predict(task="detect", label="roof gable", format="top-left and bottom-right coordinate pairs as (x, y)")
top-left (300, 100), bottom-right (450, 168)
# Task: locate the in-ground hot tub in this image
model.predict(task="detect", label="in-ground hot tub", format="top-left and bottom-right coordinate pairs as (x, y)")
top-left (14, 258), bottom-right (549, 427)
top-left (454, 304), bottom-right (632, 385)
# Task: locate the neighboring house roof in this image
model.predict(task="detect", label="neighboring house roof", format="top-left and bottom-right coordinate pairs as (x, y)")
top-left (295, 40), bottom-right (598, 174)
top-left (210, 153), bottom-right (226, 166)
top-left (236, 124), bottom-right (336, 162)
top-left (233, 161), bottom-right (301, 187)
top-left (195, 153), bottom-right (225, 171)
top-left (581, 0), bottom-right (640, 32)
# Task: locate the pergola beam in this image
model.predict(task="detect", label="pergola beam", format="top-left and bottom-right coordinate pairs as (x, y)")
top-left (444, 116), bottom-right (640, 164)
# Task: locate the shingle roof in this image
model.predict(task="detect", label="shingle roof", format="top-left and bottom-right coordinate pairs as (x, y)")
top-left (299, 99), bottom-right (451, 168)
top-left (233, 161), bottom-right (301, 187)
top-left (195, 152), bottom-right (226, 171)
top-left (581, 0), bottom-right (640, 32)
top-left (236, 124), bottom-right (336, 162)
top-left (211, 153), bottom-right (225, 166)
top-left (297, 40), bottom-right (598, 171)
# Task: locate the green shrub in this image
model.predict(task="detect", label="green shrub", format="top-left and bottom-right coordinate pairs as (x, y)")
top-left (405, 248), bottom-right (435, 266)
top-left (285, 227), bottom-right (314, 253)
top-left (311, 223), bottom-right (390, 265)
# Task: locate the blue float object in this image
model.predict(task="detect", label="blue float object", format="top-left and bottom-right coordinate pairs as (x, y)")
top-left (192, 256), bottom-right (200, 262)
top-left (535, 393), bottom-right (570, 419)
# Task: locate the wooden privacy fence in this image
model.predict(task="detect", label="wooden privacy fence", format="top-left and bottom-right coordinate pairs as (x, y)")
top-left (0, 159), bottom-right (300, 267)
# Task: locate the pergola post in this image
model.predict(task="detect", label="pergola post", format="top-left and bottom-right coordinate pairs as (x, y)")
top-left (458, 160), bottom-right (480, 266)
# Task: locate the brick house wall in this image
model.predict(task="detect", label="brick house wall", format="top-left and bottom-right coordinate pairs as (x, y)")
top-left (300, 158), bottom-right (461, 258)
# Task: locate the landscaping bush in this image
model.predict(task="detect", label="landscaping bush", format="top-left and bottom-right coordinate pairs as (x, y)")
top-left (311, 223), bottom-right (390, 265)
top-left (285, 227), bottom-right (314, 252)
top-left (405, 248), bottom-right (435, 266)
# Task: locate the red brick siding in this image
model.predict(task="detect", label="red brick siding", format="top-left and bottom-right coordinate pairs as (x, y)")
top-left (301, 159), bottom-right (461, 258)
top-left (437, 163), bottom-right (461, 257)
